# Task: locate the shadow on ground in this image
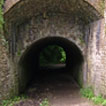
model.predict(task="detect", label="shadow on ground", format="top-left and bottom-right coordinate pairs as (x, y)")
top-left (15, 67), bottom-right (97, 106)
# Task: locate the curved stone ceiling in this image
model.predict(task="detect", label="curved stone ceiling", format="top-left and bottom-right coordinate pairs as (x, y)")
top-left (4, 0), bottom-right (104, 14)
top-left (4, 0), bottom-right (103, 25)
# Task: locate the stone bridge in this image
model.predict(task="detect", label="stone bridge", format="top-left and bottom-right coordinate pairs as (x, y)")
top-left (0, 0), bottom-right (106, 100)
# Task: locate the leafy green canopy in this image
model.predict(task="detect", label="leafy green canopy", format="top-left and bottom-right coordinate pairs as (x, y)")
top-left (39, 45), bottom-right (66, 65)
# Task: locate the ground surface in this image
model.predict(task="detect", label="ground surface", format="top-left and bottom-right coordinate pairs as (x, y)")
top-left (15, 68), bottom-right (100, 106)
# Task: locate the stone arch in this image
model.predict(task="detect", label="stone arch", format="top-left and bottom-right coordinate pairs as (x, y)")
top-left (18, 36), bottom-right (84, 93)
top-left (2, 0), bottom-right (105, 100)
top-left (4, 0), bottom-right (103, 41)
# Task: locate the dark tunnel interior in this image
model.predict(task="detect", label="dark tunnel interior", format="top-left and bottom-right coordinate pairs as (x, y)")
top-left (18, 37), bottom-right (84, 93)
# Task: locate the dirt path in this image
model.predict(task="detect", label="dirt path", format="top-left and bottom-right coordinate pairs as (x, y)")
top-left (15, 70), bottom-right (99, 106)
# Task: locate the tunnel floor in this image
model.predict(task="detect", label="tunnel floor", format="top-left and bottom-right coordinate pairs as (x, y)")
top-left (15, 66), bottom-right (97, 106)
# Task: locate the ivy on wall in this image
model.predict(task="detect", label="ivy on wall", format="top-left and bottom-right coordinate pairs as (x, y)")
top-left (0, 0), bottom-right (8, 48)
top-left (0, 0), bottom-right (4, 37)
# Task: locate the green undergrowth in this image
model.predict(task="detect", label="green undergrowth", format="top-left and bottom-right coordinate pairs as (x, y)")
top-left (40, 98), bottom-right (49, 106)
top-left (1, 94), bottom-right (28, 106)
top-left (80, 87), bottom-right (106, 106)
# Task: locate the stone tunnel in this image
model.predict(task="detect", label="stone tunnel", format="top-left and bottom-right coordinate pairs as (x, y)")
top-left (0, 0), bottom-right (106, 100)
top-left (18, 37), bottom-right (84, 93)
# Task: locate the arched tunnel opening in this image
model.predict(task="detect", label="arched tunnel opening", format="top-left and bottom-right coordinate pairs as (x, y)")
top-left (18, 37), bottom-right (84, 97)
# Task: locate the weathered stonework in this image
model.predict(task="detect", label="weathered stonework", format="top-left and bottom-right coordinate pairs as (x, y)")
top-left (4, 0), bottom-right (104, 15)
top-left (0, 0), bottom-right (106, 100)
top-left (0, 38), bottom-right (10, 100)
top-left (85, 19), bottom-right (106, 96)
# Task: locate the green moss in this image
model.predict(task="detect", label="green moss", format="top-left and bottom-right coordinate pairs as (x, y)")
top-left (79, 35), bottom-right (85, 46)
top-left (17, 49), bottom-right (22, 56)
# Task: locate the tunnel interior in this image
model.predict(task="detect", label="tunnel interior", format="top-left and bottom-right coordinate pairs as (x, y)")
top-left (18, 37), bottom-right (84, 93)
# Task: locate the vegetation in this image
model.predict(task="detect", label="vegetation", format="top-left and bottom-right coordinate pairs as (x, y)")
top-left (0, 0), bottom-right (4, 36)
top-left (40, 98), bottom-right (49, 106)
top-left (1, 95), bottom-right (27, 106)
top-left (80, 87), bottom-right (106, 106)
top-left (0, 0), bottom-right (8, 48)
top-left (80, 87), bottom-right (94, 99)
top-left (40, 45), bottom-right (66, 65)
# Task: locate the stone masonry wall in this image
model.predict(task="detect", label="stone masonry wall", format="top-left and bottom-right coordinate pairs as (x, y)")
top-left (0, 38), bottom-right (20, 101)
top-left (4, 0), bottom-right (19, 12)
top-left (0, 38), bottom-right (9, 100)
top-left (4, 0), bottom-right (103, 14)
top-left (0, 0), bottom-right (105, 100)
top-left (15, 15), bottom-right (85, 58)
top-left (85, 17), bottom-right (106, 96)
top-left (12, 14), bottom-right (86, 94)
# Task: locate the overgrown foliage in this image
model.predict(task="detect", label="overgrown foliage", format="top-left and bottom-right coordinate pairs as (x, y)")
top-left (40, 45), bottom-right (66, 65)
top-left (0, 0), bottom-right (8, 47)
top-left (1, 95), bottom-right (27, 106)
top-left (80, 87), bottom-right (94, 99)
top-left (40, 98), bottom-right (49, 106)
top-left (0, 0), bottom-right (4, 36)
top-left (80, 87), bottom-right (106, 106)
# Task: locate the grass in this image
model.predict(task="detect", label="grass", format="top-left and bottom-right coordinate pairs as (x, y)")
top-left (1, 94), bottom-right (27, 106)
top-left (40, 98), bottom-right (49, 106)
top-left (80, 87), bottom-right (94, 99)
top-left (80, 87), bottom-right (106, 106)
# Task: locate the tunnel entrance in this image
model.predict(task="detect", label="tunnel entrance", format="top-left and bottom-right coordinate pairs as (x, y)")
top-left (18, 37), bottom-right (84, 97)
